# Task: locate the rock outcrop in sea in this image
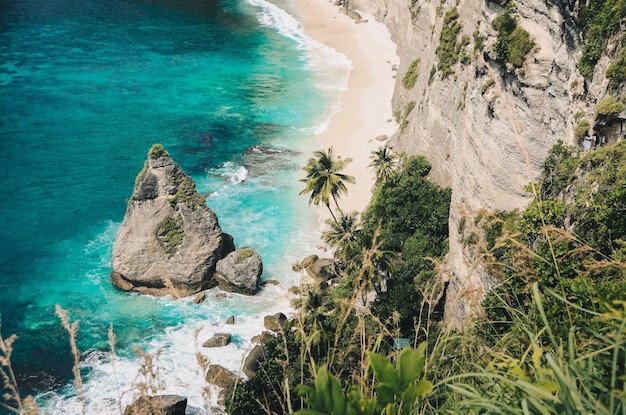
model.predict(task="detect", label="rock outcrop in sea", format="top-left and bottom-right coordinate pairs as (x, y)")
top-left (110, 144), bottom-right (261, 297)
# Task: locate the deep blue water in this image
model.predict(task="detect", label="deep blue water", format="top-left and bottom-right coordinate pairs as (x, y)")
top-left (0, 0), bottom-right (348, 411)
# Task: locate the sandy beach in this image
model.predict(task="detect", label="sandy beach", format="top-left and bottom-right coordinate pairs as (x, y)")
top-left (294, 0), bottom-right (399, 216)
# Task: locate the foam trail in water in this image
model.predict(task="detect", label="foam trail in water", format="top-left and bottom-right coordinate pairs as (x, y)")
top-left (246, 0), bottom-right (351, 135)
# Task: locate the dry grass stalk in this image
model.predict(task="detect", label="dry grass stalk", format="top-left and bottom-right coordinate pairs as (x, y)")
top-left (107, 323), bottom-right (123, 415)
top-left (55, 305), bottom-right (85, 415)
top-left (1, 324), bottom-right (25, 414)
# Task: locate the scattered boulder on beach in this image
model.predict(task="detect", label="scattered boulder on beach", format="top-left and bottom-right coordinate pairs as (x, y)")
top-left (243, 344), bottom-right (266, 378)
top-left (205, 364), bottom-right (240, 389)
top-left (205, 365), bottom-right (241, 405)
top-left (264, 312), bottom-right (287, 332)
top-left (251, 331), bottom-right (276, 344)
top-left (203, 333), bottom-right (232, 348)
top-left (110, 144), bottom-right (236, 297)
top-left (305, 258), bottom-right (339, 283)
top-left (214, 248), bottom-right (263, 295)
top-left (192, 292), bottom-right (206, 304)
top-left (124, 395), bottom-right (187, 415)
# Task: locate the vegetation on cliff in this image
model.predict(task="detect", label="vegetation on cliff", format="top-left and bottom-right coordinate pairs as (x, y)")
top-left (579, 0), bottom-right (626, 79)
top-left (227, 142), bottom-right (625, 414)
top-left (492, 2), bottom-right (534, 68)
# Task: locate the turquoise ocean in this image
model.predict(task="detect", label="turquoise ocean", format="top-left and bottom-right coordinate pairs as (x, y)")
top-left (0, 0), bottom-right (350, 412)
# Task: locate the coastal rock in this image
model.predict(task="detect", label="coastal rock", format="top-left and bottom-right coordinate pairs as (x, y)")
top-left (243, 344), bottom-right (266, 378)
top-left (225, 315), bottom-right (235, 324)
top-left (214, 248), bottom-right (263, 295)
top-left (193, 292), bottom-right (206, 304)
top-left (264, 312), bottom-right (287, 332)
top-left (251, 331), bottom-right (276, 344)
top-left (110, 144), bottom-right (235, 297)
top-left (205, 364), bottom-right (239, 389)
top-left (203, 333), bottom-right (232, 348)
top-left (305, 257), bottom-right (339, 283)
top-left (124, 395), bottom-right (187, 415)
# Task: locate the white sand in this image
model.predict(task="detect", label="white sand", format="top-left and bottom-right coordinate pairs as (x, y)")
top-left (294, 0), bottom-right (399, 216)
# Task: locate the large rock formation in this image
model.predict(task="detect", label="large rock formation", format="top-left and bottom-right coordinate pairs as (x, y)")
top-left (344, 0), bottom-right (616, 327)
top-left (110, 144), bottom-right (236, 297)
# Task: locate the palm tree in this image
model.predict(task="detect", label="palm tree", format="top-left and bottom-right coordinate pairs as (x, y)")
top-left (369, 146), bottom-right (398, 187)
top-left (343, 228), bottom-right (397, 304)
top-left (300, 147), bottom-right (355, 222)
top-left (321, 211), bottom-right (360, 258)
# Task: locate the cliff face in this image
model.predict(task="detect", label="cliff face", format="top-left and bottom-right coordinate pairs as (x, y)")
top-left (348, 0), bottom-right (614, 327)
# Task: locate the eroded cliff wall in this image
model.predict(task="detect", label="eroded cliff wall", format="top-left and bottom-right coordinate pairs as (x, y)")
top-left (347, 0), bottom-right (606, 328)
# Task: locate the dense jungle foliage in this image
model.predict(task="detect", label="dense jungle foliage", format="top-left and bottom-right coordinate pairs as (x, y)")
top-left (228, 141), bottom-right (626, 414)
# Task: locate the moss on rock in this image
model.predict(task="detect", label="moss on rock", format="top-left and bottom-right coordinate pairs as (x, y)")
top-left (157, 215), bottom-right (184, 256)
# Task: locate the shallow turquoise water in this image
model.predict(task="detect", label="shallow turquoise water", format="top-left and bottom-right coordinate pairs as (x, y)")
top-left (0, 0), bottom-right (349, 411)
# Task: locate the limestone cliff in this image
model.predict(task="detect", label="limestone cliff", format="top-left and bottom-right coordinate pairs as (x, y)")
top-left (346, 0), bottom-right (621, 327)
top-left (110, 144), bottom-right (235, 297)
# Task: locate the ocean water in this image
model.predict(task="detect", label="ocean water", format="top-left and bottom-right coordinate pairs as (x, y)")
top-left (0, 0), bottom-right (350, 412)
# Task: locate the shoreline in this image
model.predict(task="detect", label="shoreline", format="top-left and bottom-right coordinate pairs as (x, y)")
top-left (294, 0), bottom-right (399, 216)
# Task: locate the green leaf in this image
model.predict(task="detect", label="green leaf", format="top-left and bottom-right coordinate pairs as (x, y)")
top-left (385, 403), bottom-right (397, 415)
top-left (376, 383), bottom-right (397, 407)
top-left (533, 380), bottom-right (559, 394)
top-left (367, 351), bottom-right (399, 386)
top-left (329, 371), bottom-right (346, 415)
top-left (403, 379), bottom-right (433, 405)
top-left (398, 343), bottom-right (426, 386)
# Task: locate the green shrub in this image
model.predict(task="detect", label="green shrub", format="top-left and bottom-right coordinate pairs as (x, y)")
top-left (605, 48), bottom-right (626, 89)
top-left (148, 143), bottom-right (168, 159)
top-left (157, 215), bottom-right (184, 256)
top-left (436, 8), bottom-right (462, 79)
top-left (395, 101), bottom-right (416, 131)
top-left (578, 0), bottom-right (626, 79)
top-left (481, 78), bottom-right (495, 95)
top-left (507, 26), bottom-right (534, 67)
top-left (574, 119), bottom-right (591, 140)
top-left (492, 4), bottom-right (534, 68)
top-left (236, 248), bottom-right (254, 263)
top-left (473, 24), bottom-right (485, 52)
top-left (402, 58), bottom-right (421, 89)
top-left (596, 95), bottom-right (624, 120)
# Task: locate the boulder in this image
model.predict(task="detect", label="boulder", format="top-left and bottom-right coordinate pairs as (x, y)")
top-left (264, 312), bottom-right (287, 332)
top-left (225, 315), bottom-right (235, 325)
top-left (300, 254), bottom-right (319, 269)
top-left (305, 258), bottom-right (338, 283)
top-left (123, 395), bottom-right (187, 415)
top-left (205, 364), bottom-right (239, 389)
top-left (202, 333), bottom-right (232, 348)
top-left (243, 345), bottom-right (266, 378)
top-left (251, 331), bottom-right (276, 344)
top-left (192, 292), bottom-right (206, 304)
top-left (214, 248), bottom-right (263, 295)
top-left (110, 145), bottom-right (235, 297)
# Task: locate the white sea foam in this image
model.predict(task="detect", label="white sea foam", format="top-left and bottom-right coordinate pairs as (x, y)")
top-left (245, 0), bottom-right (351, 137)
top-left (219, 161), bottom-right (249, 184)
